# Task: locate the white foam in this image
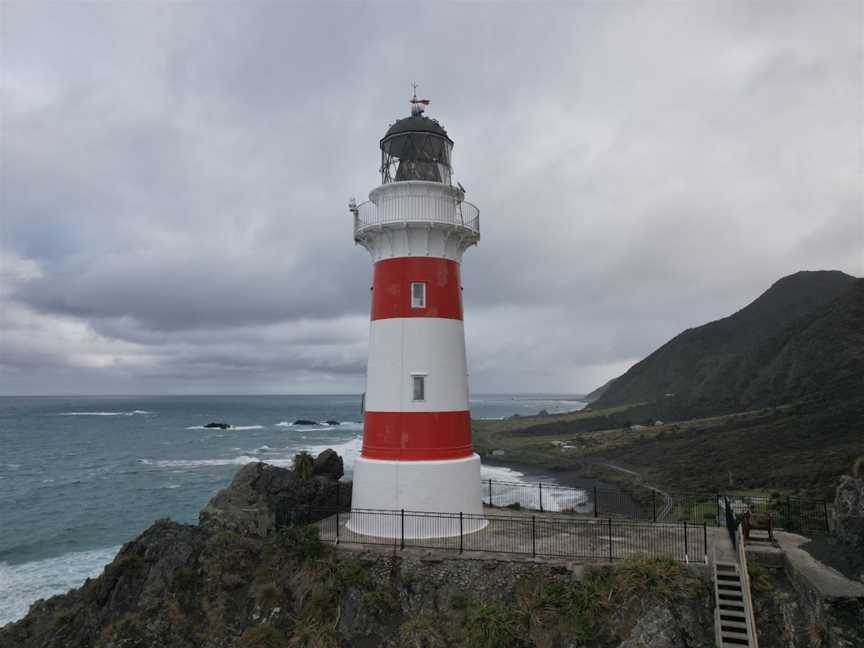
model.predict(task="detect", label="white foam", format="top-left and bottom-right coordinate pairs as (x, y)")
top-left (55, 410), bottom-right (152, 416)
top-left (153, 455), bottom-right (294, 469)
top-left (185, 425), bottom-right (264, 431)
top-left (275, 421), bottom-right (292, 427)
top-left (0, 545), bottom-right (121, 626)
top-left (480, 463), bottom-right (525, 481)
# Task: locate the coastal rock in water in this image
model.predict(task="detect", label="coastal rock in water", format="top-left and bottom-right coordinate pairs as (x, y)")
top-left (199, 450), bottom-right (349, 536)
top-left (292, 419), bottom-right (319, 426)
top-left (204, 422), bottom-right (230, 429)
top-left (537, 409), bottom-right (550, 416)
top-left (325, 419), bottom-right (341, 426)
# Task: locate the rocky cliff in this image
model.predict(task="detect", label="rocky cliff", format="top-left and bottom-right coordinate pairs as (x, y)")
top-left (3, 452), bottom-right (862, 647)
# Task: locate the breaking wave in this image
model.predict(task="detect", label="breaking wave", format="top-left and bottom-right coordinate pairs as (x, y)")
top-left (55, 410), bottom-right (152, 416)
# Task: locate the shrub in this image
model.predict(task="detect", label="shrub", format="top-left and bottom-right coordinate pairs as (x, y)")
top-left (256, 582), bottom-right (280, 609)
top-left (236, 625), bottom-right (290, 648)
top-left (362, 586), bottom-right (400, 618)
top-left (294, 451), bottom-right (314, 480)
top-left (398, 613), bottom-right (447, 648)
top-left (272, 525), bottom-right (327, 564)
top-left (462, 600), bottom-right (529, 648)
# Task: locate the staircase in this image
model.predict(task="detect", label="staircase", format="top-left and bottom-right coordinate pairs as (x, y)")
top-left (713, 560), bottom-right (756, 647)
top-left (712, 521), bottom-right (759, 648)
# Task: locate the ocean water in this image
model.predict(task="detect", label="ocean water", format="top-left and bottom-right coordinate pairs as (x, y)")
top-left (0, 394), bottom-right (583, 625)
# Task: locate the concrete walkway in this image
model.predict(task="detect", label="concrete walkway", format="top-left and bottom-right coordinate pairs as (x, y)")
top-left (774, 531), bottom-right (864, 600)
top-left (321, 508), bottom-right (710, 564)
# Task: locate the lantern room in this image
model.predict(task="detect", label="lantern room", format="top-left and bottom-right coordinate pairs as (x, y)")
top-left (380, 99), bottom-right (453, 185)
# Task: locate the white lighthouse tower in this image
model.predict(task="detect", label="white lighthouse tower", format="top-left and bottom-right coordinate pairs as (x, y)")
top-left (348, 93), bottom-right (485, 538)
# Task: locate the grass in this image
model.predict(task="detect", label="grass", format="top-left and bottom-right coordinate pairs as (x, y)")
top-left (472, 397), bottom-right (864, 498)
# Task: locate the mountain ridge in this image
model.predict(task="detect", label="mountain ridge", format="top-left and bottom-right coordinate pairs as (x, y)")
top-left (594, 270), bottom-right (861, 417)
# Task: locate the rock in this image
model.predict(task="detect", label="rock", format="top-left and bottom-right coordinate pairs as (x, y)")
top-left (325, 420), bottom-right (341, 426)
top-left (491, 449), bottom-right (506, 457)
top-left (312, 448), bottom-right (344, 480)
top-left (537, 409), bottom-right (550, 416)
top-left (199, 450), bottom-right (350, 536)
top-left (832, 475), bottom-right (864, 551)
top-left (204, 422), bottom-right (230, 429)
top-left (292, 419), bottom-right (319, 426)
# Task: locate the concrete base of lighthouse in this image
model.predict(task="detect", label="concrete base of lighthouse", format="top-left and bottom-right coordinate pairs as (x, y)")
top-left (347, 454), bottom-right (487, 539)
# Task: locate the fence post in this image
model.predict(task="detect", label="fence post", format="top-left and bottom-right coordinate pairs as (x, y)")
top-left (823, 501), bottom-right (830, 533)
top-left (532, 516), bottom-right (536, 558)
top-left (489, 479), bottom-right (493, 507)
top-left (400, 509), bottom-right (405, 550)
top-left (336, 508), bottom-right (340, 545)
top-left (786, 496), bottom-right (791, 529)
top-left (539, 482), bottom-right (544, 513)
top-left (652, 490), bottom-right (657, 522)
top-left (336, 480), bottom-right (340, 508)
top-left (703, 522), bottom-right (707, 564)
top-left (607, 518), bottom-right (613, 561)
top-left (684, 521), bottom-right (689, 563)
top-left (459, 512), bottom-right (464, 553)
top-left (594, 487), bottom-right (598, 518)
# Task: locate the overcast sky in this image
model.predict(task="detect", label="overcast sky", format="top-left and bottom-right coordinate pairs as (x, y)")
top-left (1, 2), bottom-right (861, 396)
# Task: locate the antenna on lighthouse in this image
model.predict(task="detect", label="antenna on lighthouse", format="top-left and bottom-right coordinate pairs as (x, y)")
top-left (410, 82), bottom-right (430, 116)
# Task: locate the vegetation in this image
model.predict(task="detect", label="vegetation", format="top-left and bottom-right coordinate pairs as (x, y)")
top-left (272, 525), bottom-right (328, 564)
top-left (237, 625), bottom-right (291, 648)
top-left (293, 451), bottom-right (315, 480)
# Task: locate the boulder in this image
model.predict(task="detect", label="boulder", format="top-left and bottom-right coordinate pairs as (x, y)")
top-left (292, 419), bottom-right (319, 426)
top-left (204, 422), bottom-right (230, 429)
top-left (199, 450), bottom-right (350, 537)
top-left (312, 448), bottom-right (344, 480)
top-left (325, 420), bottom-right (341, 426)
top-left (832, 475), bottom-right (864, 550)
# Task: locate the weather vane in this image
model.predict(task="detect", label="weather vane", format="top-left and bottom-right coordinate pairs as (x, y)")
top-left (410, 82), bottom-right (430, 116)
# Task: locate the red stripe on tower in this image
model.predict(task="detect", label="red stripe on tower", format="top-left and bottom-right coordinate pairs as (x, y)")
top-left (371, 257), bottom-right (463, 321)
top-left (362, 410), bottom-right (472, 460)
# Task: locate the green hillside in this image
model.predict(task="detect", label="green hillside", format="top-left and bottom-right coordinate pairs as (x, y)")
top-left (594, 271), bottom-right (861, 416)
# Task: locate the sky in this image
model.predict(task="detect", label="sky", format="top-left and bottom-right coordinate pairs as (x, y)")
top-left (1, 1), bottom-right (862, 396)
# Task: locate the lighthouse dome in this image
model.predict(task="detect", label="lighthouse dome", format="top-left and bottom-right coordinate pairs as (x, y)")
top-left (383, 114), bottom-right (452, 141)
top-left (380, 113), bottom-right (454, 185)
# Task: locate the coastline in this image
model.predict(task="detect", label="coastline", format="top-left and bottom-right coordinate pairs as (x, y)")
top-left (480, 455), bottom-right (626, 493)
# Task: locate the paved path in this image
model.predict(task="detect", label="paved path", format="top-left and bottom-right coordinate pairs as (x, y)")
top-left (321, 507), bottom-right (709, 565)
top-left (593, 461), bottom-right (675, 520)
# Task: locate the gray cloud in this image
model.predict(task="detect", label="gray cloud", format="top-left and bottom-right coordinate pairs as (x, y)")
top-left (1, 2), bottom-right (861, 395)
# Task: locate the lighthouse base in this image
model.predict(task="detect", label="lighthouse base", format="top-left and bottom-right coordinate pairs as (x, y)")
top-left (347, 454), bottom-right (487, 539)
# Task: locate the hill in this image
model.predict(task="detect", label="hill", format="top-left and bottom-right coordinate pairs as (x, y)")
top-left (593, 271), bottom-right (861, 417)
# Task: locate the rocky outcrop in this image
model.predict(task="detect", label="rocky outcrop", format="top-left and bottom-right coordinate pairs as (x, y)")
top-left (198, 449), bottom-right (349, 537)
top-left (832, 475), bottom-right (864, 551)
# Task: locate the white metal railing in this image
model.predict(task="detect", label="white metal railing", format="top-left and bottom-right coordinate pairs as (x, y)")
top-left (353, 197), bottom-right (479, 238)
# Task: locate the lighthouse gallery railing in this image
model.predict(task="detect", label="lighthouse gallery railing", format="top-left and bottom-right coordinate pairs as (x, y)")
top-left (353, 197), bottom-right (479, 237)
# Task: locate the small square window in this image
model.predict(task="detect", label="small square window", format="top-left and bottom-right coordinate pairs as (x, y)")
top-left (411, 282), bottom-right (426, 309)
top-left (412, 375), bottom-right (425, 401)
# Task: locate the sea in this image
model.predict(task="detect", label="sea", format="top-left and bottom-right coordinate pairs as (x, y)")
top-left (0, 394), bottom-right (584, 626)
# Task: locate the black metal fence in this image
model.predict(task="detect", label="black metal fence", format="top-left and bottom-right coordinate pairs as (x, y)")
top-left (480, 479), bottom-right (830, 534)
top-left (283, 507), bottom-right (708, 564)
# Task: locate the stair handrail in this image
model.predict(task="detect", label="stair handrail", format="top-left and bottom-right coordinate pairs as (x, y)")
top-left (735, 524), bottom-right (760, 648)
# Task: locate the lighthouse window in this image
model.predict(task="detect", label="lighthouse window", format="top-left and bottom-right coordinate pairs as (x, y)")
top-left (411, 282), bottom-right (426, 308)
top-left (412, 375), bottom-right (426, 401)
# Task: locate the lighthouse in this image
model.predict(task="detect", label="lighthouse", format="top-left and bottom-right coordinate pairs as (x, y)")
top-left (348, 93), bottom-right (486, 538)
